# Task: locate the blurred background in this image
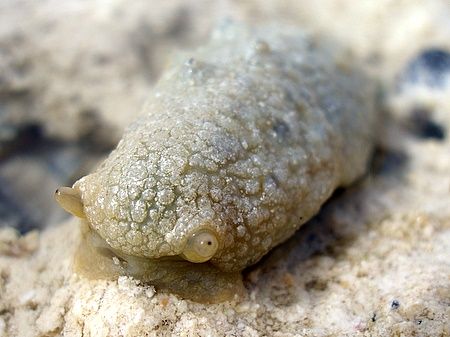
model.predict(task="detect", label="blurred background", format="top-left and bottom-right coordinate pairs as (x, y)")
top-left (1, 0), bottom-right (449, 233)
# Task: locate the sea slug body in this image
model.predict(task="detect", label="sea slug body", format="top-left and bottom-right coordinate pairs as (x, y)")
top-left (56, 24), bottom-right (377, 302)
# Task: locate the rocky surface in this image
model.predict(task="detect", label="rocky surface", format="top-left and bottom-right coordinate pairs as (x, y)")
top-left (1, 119), bottom-right (449, 336)
top-left (0, 0), bottom-right (449, 336)
top-left (0, 0), bottom-right (222, 143)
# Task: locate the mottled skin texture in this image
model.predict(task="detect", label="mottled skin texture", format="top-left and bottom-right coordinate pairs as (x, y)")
top-left (73, 25), bottom-right (376, 291)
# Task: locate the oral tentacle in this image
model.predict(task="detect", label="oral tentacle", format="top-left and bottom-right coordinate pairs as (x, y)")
top-left (55, 186), bottom-right (86, 218)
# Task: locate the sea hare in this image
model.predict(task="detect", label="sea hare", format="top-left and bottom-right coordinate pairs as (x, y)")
top-left (55, 24), bottom-right (377, 302)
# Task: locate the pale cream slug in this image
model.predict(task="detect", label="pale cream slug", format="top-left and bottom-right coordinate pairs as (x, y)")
top-left (55, 24), bottom-right (377, 302)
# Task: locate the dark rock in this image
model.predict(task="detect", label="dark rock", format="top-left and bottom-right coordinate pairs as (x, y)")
top-left (399, 48), bottom-right (450, 90)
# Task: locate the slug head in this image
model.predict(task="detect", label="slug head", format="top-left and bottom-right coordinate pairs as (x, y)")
top-left (54, 185), bottom-right (243, 302)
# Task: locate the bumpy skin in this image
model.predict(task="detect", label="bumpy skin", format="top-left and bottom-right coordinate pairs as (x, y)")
top-left (74, 24), bottom-right (376, 273)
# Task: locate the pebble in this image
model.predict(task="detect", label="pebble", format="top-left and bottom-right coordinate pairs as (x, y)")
top-left (399, 48), bottom-right (450, 90)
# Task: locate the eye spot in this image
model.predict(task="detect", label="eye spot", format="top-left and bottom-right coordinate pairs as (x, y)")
top-left (182, 229), bottom-right (219, 263)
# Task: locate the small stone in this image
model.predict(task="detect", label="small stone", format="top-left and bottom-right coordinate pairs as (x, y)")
top-left (399, 48), bottom-right (450, 89)
top-left (390, 299), bottom-right (400, 309)
top-left (409, 108), bottom-right (446, 140)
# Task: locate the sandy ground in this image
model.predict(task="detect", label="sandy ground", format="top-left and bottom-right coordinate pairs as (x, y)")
top-left (0, 1), bottom-right (449, 336)
top-left (1, 119), bottom-right (449, 336)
